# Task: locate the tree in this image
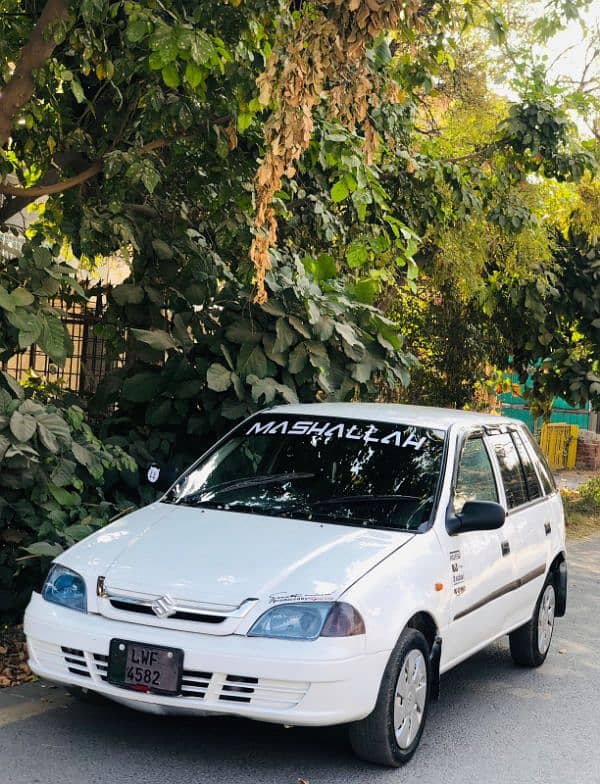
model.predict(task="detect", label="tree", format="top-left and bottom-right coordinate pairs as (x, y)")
top-left (0, 0), bottom-right (597, 446)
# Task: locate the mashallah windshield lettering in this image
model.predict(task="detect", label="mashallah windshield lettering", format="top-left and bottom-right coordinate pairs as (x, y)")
top-left (165, 415), bottom-right (446, 531)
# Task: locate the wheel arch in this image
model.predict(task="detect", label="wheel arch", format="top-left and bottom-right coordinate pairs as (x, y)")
top-left (406, 611), bottom-right (442, 700)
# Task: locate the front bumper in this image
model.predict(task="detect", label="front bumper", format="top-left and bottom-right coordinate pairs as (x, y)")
top-left (25, 593), bottom-right (389, 726)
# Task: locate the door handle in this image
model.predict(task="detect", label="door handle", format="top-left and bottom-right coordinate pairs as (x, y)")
top-left (501, 540), bottom-right (511, 557)
top-left (544, 522), bottom-right (551, 536)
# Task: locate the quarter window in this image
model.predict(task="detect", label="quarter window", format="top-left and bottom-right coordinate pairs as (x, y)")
top-left (454, 437), bottom-right (499, 514)
top-left (521, 429), bottom-right (556, 495)
top-left (488, 433), bottom-right (529, 509)
top-left (511, 430), bottom-right (543, 501)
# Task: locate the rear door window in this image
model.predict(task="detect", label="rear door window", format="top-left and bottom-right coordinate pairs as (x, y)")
top-left (488, 432), bottom-right (529, 509)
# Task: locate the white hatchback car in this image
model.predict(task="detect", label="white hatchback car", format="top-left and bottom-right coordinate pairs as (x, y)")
top-left (25, 404), bottom-right (567, 766)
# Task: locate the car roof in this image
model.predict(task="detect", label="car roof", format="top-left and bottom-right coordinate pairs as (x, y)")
top-left (267, 402), bottom-right (524, 432)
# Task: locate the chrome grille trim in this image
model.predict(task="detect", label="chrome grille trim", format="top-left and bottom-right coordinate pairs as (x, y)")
top-left (101, 591), bottom-right (258, 623)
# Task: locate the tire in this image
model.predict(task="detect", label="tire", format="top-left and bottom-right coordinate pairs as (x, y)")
top-left (349, 628), bottom-right (431, 767)
top-left (509, 578), bottom-right (556, 667)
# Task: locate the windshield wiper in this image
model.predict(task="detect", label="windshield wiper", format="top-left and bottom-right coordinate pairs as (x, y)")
top-left (176, 472), bottom-right (314, 505)
top-left (311, 494), bottom-right (421, 506)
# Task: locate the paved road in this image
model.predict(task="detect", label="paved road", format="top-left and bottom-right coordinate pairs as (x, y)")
top-left (1, 535), bottom-right (599, 784)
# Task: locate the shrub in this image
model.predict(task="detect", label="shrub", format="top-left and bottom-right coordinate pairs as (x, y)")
top-left (0, 372), bottom-right (137, 618)
top-left (576, 476), bottom-right (600, 511)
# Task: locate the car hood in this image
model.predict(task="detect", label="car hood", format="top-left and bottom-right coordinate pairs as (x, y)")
top-left (61, 502), bottom-right (415, 606)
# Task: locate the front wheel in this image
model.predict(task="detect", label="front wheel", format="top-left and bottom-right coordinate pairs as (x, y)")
top-left (349, 628), bottom-right (430, 767)
top-left (509, 580), bottom-right (556, 667)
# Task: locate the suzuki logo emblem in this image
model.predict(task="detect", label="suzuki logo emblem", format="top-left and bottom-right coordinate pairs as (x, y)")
top-left (151, 595), bottom-right (177, 618)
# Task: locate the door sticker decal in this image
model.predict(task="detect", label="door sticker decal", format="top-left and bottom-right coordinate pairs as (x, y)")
top-left (450, 549), bottom-right (466, 596)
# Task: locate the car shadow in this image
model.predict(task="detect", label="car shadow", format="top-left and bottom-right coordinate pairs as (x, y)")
top-left (51, 639), bottom-right (523, 780)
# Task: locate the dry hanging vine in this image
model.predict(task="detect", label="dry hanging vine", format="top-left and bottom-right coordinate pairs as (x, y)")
top-left (250, 0), bottom-right (425, 302)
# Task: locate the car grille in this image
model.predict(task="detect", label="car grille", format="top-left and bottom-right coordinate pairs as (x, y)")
top-left (40, 644), bottom-right (310, 710)
top-left (61, 646), bottom-right (91, 678)
top-left (109, 601), bottom-right (226, 624)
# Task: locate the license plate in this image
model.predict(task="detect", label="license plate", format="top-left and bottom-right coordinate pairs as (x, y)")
top-left (107, 639), bottom-right (183, 695)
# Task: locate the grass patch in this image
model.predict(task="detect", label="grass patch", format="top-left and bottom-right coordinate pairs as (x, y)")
top-left (561, 478), bottom-right (600, 539)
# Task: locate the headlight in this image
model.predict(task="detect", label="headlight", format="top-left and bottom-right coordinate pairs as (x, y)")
top-left (42, 564), bottom-right (87, 613)
top-left (248, 602), bottom-right (365, 641)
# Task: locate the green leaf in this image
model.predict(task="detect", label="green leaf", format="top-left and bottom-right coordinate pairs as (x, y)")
top-left (185, 62), bottom-right (204, 89)
top-left (206, 363), bottom-right (232, 392)
top-left (1, 372), bottom-right (24, 399)
top-left (334, 321), bottom-right (362, 347)
top-left (51, 458), bottom-right (77, 487)
top-left (152, 239), bottom-right (174, 260)
top-left (131, 329), bottom-right (179, 351)
top-left (0, 434), bottom-right (10, 460)
top-left (146, 399), bottom-right (174, 426)
top-left (48, 483), bottom-right (80, 507)
top-left (237, 111), bottom-right (253, 132)
top-left (23, 542), bottom-right (63, 558)
top-left (237, 344), bottom-right (268, 379)
top-left (10, 288), bottom-right (34, 307)
top-left (331, 179), bottom-right (349, 203)
top-left (346, 242), bottom-right (369, 269)
top-left (36, 412), bottom-right (71, 442)
top-left (32, 246), bottom-right (52, 268)
top-left (247, 375), bottom-right (299, 405)
top-left (190, 32), bottom-right (215, 64)
top-left (288, 343), bottom-right (308, 374)
top-left (64, 523), bottom-right (93, 541)
top-left (10, 410), bottom-right (37, 442)
top-left (221, 399), bottom-right (247, 420)
top-left (273, 318), bottom-right (297, 354)
top-left (303, 254), bottom-right (337, 282)
top-left (353, 278), bottom-right (379, 304)
top-left (122, 372), bottom-right (162, 403)
top-left (112, 284), bottom-right (144, 306)
top-left (70, 80), bottom-right (85, 104)
top-left (0, 286), bottom-right (15, 312)
top-left (39, 313), bottom-right (69, 364)
top-left (162, 64), bottom-right (180, 88)
top-left (37, 422), bottom-right (59, 453)
top-left (72, 442), bottom-right (93, 468)
top-left (225, 320), bottom-right (263, 344)
top-left (17, 313), bottom-right (43, 349)
top-left (288, 316), bottom-right (311, 338)
top-left (141, 163), bottom-right (160, 194)
top-left (127, 19), bottom-right (148, 42)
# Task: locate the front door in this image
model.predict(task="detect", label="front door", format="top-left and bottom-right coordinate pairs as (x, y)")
top-left (439, 432), bottom-right (517, 670)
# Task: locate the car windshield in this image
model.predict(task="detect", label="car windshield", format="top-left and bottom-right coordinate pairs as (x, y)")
top-left (164, 414), bottom-right (446, 531)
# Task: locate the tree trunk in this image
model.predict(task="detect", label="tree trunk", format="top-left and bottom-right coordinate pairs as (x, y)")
top-left (0, 0), bottom-right (70, 148)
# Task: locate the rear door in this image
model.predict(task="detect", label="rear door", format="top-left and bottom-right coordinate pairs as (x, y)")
top-left (486, 428), bottom-right (548, 630)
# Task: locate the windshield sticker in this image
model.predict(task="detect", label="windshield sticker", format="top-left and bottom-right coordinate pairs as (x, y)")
top-left (246, 419), bottom-right (428, 450)
top-left (268, 591), bottom-right (336, 605)
top-left (450, 549), bottom-right (466, 596)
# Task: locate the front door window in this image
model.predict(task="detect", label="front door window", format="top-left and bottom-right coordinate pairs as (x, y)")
top-left (454, 437), bottom-right (499, 514)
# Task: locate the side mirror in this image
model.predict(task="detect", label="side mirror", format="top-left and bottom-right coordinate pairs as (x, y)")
top-left (447, 500), bottom-right (506, 535)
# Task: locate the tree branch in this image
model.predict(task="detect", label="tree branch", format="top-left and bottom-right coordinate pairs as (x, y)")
top-left (0, 138), bottom-right (172, 199)
top-left (0, 0), bottom-right (70, 147)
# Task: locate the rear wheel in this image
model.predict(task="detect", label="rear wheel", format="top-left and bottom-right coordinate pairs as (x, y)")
top-left (349, 628), bottom-right (430, 767)
top-left (509, 580), bottom-right (556, 667)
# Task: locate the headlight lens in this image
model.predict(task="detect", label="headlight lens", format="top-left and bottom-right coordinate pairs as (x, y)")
top-left (42, 564), bottom-right (87, 613)
top-left (248, 602), bottom-right (365, 640)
